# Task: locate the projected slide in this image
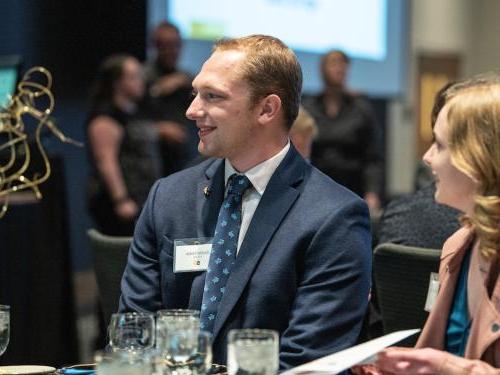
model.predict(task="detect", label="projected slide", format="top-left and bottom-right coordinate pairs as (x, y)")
top-left (169, 0), bottom-right (386, 60)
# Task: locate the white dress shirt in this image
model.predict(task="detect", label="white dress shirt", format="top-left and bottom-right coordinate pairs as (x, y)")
top-left (224, 141), bottom-right (290, 252)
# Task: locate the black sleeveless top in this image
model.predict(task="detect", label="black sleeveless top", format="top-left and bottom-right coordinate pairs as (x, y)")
top-left (86, 104), bottom-right (161, 209)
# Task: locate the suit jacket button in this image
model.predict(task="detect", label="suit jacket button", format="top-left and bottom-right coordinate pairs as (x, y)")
top-left (492, 323), bottom-right (500, 333)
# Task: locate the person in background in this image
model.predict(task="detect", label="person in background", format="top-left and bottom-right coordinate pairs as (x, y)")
top-left (355, 76), bottom-right (500, 374)
top-left (87, 54), bottom-right (161, 236)
top-left (289, 106), bottom-right (318, 160)
top-left (377, 183), bottom-right (461, 249)
top-left (120, 34), bottom-right (372, 370)
top-left (376, 83), bottom-right (461, 249)
top-left (302, 49), bottom-right (383, 215)
top-left (143, 21), bottom-right (199, 175)
top-left (365, 84), bottom-right (462, 342)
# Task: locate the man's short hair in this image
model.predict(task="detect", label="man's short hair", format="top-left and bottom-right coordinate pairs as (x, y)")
top-left (154, 21), bottom-right (180, 35)
top-left (213, 35), bottom-right (302, 129)
top-left (152, 21), bottom-right (181, 43)
top-left (321, 49), bottom-right (351, 66)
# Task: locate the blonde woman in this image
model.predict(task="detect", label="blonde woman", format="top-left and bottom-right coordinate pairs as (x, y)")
top-left (357, 76), bottom-right (500, 374)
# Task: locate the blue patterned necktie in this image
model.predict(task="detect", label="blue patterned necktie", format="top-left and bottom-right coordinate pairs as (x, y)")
top-left (200, 174), bottom-right (252, 332)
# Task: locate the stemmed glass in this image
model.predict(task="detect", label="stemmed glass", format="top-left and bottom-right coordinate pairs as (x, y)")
top-left (0, 305), bottom-right (9, 357)
top-left (108, 312), bottom-right (155, 353)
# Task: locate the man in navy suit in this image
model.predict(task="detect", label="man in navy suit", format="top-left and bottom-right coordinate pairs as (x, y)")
top-left (119, 35), bottom-right (372, 370)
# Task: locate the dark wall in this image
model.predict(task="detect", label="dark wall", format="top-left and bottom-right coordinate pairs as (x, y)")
top-left (0, 0), bottom-right (147, 270)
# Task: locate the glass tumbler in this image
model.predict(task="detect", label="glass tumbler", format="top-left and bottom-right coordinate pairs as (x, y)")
top-left (95, 350), bottom-right (154, 375)
top-left (227, 329), bottom-right (278, 375)
top-left (0, 305), bottom-right (9, 357)
top-left (108, 312), bottom-right (155, 352)
top-left (159, 330), bottom-right (212, 375)
top-left (156, 309), bottom-right (200, 351)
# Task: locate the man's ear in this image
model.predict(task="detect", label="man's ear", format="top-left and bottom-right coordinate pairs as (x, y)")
top-left (257, 94), bottom-right (282, 125)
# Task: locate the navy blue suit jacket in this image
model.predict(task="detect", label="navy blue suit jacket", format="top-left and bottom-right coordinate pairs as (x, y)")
top-left (119, 145), bottom-right (372, 369)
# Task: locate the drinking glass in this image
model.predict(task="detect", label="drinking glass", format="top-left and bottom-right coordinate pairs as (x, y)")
top-left (156, 309), bottom-right (200, 351)
top-left (0, 305), bottom-right (9, 357)
top-left (95, 350), bottom-right (154, 375)
top-left (108, 312), bottom-right (155, 352)
top-left (227, 329), bottom-right (278, 375)
top-left (160, 330), bottom-right (212, 375)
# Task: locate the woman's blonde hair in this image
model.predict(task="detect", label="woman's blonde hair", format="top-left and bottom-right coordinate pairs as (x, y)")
top-left (290, 106), bottom-right (318, 138)
top-left (444, 75), bottom-right (500, 260)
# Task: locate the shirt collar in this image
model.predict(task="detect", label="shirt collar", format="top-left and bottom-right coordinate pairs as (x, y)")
top-left (224, 141), bottom-right (290, 196)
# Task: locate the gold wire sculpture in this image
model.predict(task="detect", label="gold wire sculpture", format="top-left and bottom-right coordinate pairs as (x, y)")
top-left (0, 66), bottom-right (82, 218)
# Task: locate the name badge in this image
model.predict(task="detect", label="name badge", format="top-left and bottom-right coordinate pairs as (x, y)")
top-left (174, 238), bottom-right (212, 273)
top-left (424, 272), bottom-right (439, 312)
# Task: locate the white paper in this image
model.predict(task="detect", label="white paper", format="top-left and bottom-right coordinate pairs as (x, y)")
top-left (282, 329), bottom-right (420, 375)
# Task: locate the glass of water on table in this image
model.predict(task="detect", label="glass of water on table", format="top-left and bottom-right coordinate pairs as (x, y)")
top-left (228, 329), bottom-right (279, 375)
top-left (95, 350), bottom-right (154, 375)
top-left (108, 312), bottom-right (155, 353)
top-left (155, 309), bottom-right (212, 375)
top-left (160, 329), bottom-right (212, 375)
top-left (0, 305), bottom-right (9, 357)
top-left (156, 309), bottom-right (200, 349)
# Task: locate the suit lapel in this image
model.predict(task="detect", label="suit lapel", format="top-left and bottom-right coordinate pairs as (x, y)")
top-left (196, 159), bottom-right (225, 238)
top-left (212, 146), bottom-right (307, 339)
top-left (190, 159), bottom-right (225, 310)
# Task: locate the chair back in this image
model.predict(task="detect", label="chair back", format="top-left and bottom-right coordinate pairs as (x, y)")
top-left (373, 242), bottom-right (441, 346)
top-left (87, 228), bottom-right (132, 327)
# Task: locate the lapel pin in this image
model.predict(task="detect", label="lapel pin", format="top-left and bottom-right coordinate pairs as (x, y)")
top-left (203, 186), bottom-right (211, 197)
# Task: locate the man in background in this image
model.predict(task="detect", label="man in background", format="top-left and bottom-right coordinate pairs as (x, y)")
top-left (144, 21), bottom-right (199, 175)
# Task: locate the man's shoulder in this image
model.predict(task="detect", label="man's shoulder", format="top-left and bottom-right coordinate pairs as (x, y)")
top-left (384, 184), bottom-right (458, 220)
top-left (302, 165), bottom-right (366, 208)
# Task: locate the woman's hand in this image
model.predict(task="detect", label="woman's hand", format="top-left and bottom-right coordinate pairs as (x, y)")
top-left (352, 348), bottom-right (449, 375)
top-left (375, 347), bottom-right (457, 375)
top-left (351, 364), bottom-right (386, 375)
top-left (150, 72), bottom-right (190, 97)
top-left (376, 347), bottom-right (500, 375)
top-left (114, 198), bottom-right (139, 221)
top-left (156, 121), bottom-right (187, 144)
